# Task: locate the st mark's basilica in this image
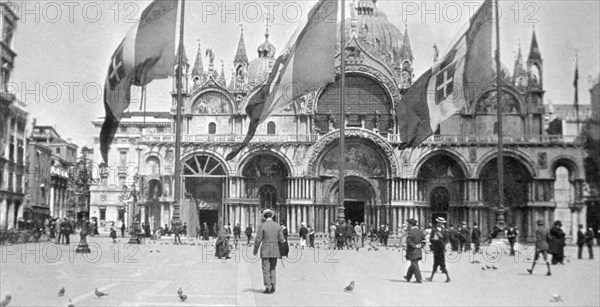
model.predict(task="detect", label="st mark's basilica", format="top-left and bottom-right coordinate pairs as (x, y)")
top-left (90, 0), bottom-right (588, 241)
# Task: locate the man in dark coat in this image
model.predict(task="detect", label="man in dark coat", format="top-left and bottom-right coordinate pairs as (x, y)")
top-left (458, 222), bottom-right (471, 252)
top-left (298, 222), bottom-right (308, 249)
top-left (233, 223), bottom-right (241, 247)
top-left (404, 218), bottom-right (425, 283)
top-left (527, 220), bottom-right (551, 276)
top-left (471, 223), bottom-right (482, 254)
top-left (548, 221), bottom-right (566, 265)
top-left (60, 218), bottom-right (73, 245)
top-left (245, 224), bottom-right (253, 244)
top-left (584, 227), bottom-right (595, 259)
top-left (253, 209), bottom-right (285, 294)
top-left (215, 226), bottom-right (231, 259)
top-left (448, 225), bottom-right (459, 252)
top-left (121, 221), bottom-right (126, 237)
top-left (335, 220), bottom-right (346, 250)
top-left (426, 217), bottom-right (450, 282)
top-left (506, 224), bottom-right (518, 256)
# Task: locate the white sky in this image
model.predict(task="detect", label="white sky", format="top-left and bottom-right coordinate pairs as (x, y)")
top-left (10, 0), bottom-right (600, 147)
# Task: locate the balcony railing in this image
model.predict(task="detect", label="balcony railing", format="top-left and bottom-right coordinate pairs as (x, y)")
top-left (388, 134), bottom-right (582, 145)
top-left (140, 134), bottom-right (319, 144)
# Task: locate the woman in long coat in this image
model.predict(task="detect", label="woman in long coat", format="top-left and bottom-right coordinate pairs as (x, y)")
top-left (548, 221), bottom-right (566, 265)
top-left (215, 227), bottom-right (231, 259)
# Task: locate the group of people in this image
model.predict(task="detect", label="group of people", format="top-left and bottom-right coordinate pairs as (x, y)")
top-left (328, 220), bottom-right (369, 250)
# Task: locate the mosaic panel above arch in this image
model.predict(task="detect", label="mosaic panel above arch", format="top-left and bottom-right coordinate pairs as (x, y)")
top-left (319, 141), bottom-right (386, 178)
top-left (192, 91), bottom-right (233, 114)
top-left (307, 129), bottom-right (398, 177)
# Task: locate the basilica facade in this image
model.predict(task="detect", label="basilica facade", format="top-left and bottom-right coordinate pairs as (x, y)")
top-left (91, 0), bottom-right (587, 241)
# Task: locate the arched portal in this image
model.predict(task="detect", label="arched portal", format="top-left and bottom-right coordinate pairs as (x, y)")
top-left (330, 176), bottom-right (376, 227)
top-left (417, 153), bottom-right (466, 226)
top-left (182, 154), bottom-right (227, 237)
top-left (480, 156), bottom-right (533, 236)
top-left (240, 153), bottom-right (289, 224)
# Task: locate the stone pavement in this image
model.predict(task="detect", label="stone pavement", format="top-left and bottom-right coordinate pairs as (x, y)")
top-left (1, 234), bottom-right (599, 306)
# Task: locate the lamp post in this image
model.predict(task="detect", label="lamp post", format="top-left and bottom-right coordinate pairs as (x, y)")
top-left (75, 147), bottom-right (97, 253)
top-left (120, 175), bottom-right (141, 244)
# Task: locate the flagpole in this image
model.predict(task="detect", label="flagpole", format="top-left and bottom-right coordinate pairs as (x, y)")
top-left (337, 0), bottom-right (346, 223)
top-left (494, 0), bottom-right (505, 229)
top-left (173, 0), bottom-right (186, 222)
top-left (574, 50), bottom-right (580, 134)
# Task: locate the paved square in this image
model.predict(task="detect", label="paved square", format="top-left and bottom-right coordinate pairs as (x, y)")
top-left (1, 236), bottom-right (599, 306)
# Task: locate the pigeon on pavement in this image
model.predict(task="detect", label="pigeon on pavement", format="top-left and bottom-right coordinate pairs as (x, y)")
top-left (67, 299), bottom-right (75, 307)
top-left (0, 295), bottom-right (11, 307)
top-left (58, 287), bottom-right (65, 297)
top-left (344, 281), bottom-right (355, 293)
top-left (550, 294), bottom-right (563, 302)
top-left (94, 288), bottom-right (108, 298)
top-left (492, 265), bottom-right (498, 270)
top-left (179, 294), bottom-right (188, 302)
top-left (481, 266), bottom-right (486, 270)
top-left (177, 288), bottom-right (183, 296)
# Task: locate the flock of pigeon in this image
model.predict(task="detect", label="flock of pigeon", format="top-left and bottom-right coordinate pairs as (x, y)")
top-left (0, 240), bottom-right (572, 305)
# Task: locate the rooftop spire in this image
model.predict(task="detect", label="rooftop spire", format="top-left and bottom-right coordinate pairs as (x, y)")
top-left (192, 40), bottom-right (204, 77)
top-left (234, 25), bottom-right (249, 65)
top-left (513, 40), bottom-right (524, 77)
top-left (400, 24), bottom-right (413, 62)
top-left (528, 27), bottom-right (541, 61)
top-left (218, 60), bottom-right (226, 87)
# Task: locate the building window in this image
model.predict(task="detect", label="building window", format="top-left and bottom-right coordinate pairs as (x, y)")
top-left (120, 151), bottom-right (127, 166)
top-left (56, 148), bottom-right (61, 154)
top-left (157, 127), bottom-right (164, 133)
top-left (118, 209), bottom-right (125, 221)
top-left (99, 208), bottom-right (106, 220)
top-left (267, 121), bottom-right (276, 135)
top-left (208, 122), bottom-right (216, 134)
top-left (120, 126), bottom-right (127, 133)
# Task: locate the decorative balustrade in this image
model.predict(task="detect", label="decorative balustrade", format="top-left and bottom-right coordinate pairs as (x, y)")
top-left (140, 134), bottom-right (319, 144)
top-left (387, 134), bottom-right (582, 145)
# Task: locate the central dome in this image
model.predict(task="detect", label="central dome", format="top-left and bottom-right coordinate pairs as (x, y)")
top-left (341, 0), bottom-right (404, 59)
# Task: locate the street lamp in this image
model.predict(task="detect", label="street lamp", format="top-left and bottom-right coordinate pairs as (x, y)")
top-left (120, 175), bottom-right (142, 244)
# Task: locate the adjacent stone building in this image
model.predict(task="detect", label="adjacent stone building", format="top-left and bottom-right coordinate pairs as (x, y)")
top-left (90, 0), bottom-right (587, 241)
top-left (0, 1), bottom-right (28, 230)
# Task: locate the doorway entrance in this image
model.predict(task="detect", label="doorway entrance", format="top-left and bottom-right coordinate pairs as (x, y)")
top-left (198, 210), bottom-right (219, 237)
top-left (344, 201), bottom-right (365, 224)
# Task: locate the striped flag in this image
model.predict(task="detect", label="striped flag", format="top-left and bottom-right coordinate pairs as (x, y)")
top-left (100, 0), bottom-right (178, 163)
top-left (397, 0), bottom-right (494, 149)
top-left (226, 0), bottom-right (338, 161)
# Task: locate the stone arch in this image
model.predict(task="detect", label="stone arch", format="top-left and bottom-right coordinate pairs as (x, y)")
top-left (180, 151), bottom-right (231, 176)
top-left (237, 150), bottom-right (293, 178)
top-left (479, 155), bottom-right (534, 208)
top-left (306, 128), bottom-right (397, 177)
top-left (475, 150), bottom-right (537, 178)
top-left (414, 149), bottom-right (471, 179)
top-left (550, 156), bottom-right (580, 180)
top-left (145, 156), bottom-right (161, 175)
top-left (329, 176), bottom-right (377, 205)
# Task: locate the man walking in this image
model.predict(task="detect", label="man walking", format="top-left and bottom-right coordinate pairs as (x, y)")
top-left (253, 209), bottom-right (285, 294)
top-left (471, 223), bottom-right (481, 254)
top-left (404, 218), bottom-right (425, 283)
top-left (426, 217), bottom-right (450, 282)
top-left (506, 224), bottom-right (518, 256)
top-left (458, 222), bottom-right (471, 252)
top-left (527, 220), bottom-right (551, 276)
top-left (585, 227), bottom-right (595, 259)
top-left (245, 224), bottom-right (253, 245)
top-left (298, 222), bottom-right (308, 249)
top-left (233, 223), bottom-right (241, 247)
top-left (121, 221), bottom-right (126, 237)
top-left (354, 222), bottom-right (363, 248)
top-left (578, 225), bottom-right (595, 259)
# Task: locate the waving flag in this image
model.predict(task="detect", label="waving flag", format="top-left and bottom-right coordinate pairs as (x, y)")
top-left (100, 0), bottom-right (178, 163)
top-left (226, 0), bottom-right (338, 161)
top-left (397, 0), bottom-right (494, 149)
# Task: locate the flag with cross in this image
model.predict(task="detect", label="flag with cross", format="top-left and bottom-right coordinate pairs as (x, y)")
top-left (397, 0), bottom-right (493, 149)
top-left (100, 0), bottom-right (178, 163)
